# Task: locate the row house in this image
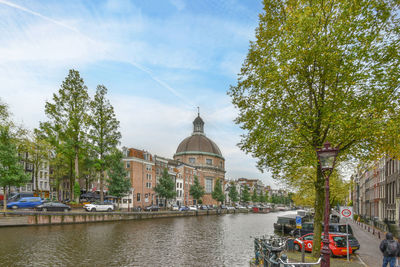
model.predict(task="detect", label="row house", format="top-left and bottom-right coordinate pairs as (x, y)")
top-left (353, 157), bottom-right (400, 224)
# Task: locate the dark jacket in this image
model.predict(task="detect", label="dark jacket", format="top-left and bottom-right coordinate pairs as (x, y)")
top-left (380, 233), bottom-right (399, 257)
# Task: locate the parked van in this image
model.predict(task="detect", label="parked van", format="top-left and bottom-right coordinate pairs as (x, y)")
top-left (7, 197), bottom-right (43, 209)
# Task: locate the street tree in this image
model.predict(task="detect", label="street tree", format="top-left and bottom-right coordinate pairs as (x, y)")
top-left (107, 150), bottom-right (130, 209)
top-left (211, 178), bottom-right (225, 204)
top-left (259, 191), bottom-right (265, 203)
top-left (21, 131), bottom-right (51, 196)
top-left (240, 185), bottom-right (250, 203)
top-left (154, 168), bottom-right (176, 208)
top-left (251, 189), bottom-right (258, 203)
top-left (0, 126), bottom-right (30, 210)
top-left (190, 175), bottom-right (205, 205)
top-left (40, 69), bottom-right (90, 201)
top-left (88, 85), bottom-right (121, 202)
top-left (228, 0), bottom-right (400, 255)
top-left (228, 182), bottom-right (239, 204)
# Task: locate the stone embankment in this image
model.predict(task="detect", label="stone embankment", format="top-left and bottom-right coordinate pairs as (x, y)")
top-left (0, 209), bottom-right (249, 227)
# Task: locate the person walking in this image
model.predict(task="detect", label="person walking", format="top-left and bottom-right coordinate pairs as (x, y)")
top-left (380, 232), bottom-right (399, 267)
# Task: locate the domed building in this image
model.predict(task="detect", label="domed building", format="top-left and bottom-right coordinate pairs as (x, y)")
top-left (174, 113), bottom-right (225, 205)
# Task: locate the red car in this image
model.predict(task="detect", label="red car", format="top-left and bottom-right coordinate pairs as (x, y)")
top-left (294, 233), bottom-right (353, 257)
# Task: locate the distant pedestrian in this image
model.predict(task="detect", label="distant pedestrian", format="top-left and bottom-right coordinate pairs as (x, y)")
top-left (380, 232), bottom-right (399, 267)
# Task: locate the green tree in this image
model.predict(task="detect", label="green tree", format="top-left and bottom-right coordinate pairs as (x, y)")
top-left (21, 131), bottom-right (51, 196)
top-left (88, 85), bottom-right (121, 202)
top-left (107, 150), bottom-right (130, 208)
top-left (211, 178), bottom-right (225, 204)
top-left (41, 69), bottom-right (90, 201)
top-left (228, 182), bottom-right (239, 204)
top-left (154, 168), bottom-right (176, 208)
top-left (189, 175), bottom-right (205, 205)
top-left (73, 181), bottom-right (81, 201)
top-left (0, 126), bottom-right (30, 210)
top-left (259, 191), bottom-right (265, 203)
top-left (240, 185), bottom-right (251, 203)
top-left (251, 189), bottom-right (258, 203)
top-left (228, 0), bottom-right (400, 255)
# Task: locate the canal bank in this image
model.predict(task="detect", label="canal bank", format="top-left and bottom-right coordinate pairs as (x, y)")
top-left (0, 209), bottom-right (249, 227)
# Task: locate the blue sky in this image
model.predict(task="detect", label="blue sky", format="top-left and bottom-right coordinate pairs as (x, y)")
top-left (0, 0), bottom-right (280, 187)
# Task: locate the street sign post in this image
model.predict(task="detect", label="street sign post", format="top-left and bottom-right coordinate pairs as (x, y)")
top-left (339, 206), bottom-right (353, 261)
top-left (296, 215), bottom-right (302, 229)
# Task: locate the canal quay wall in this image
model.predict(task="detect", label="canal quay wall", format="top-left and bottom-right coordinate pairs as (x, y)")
top-left (0, 209), bottom-right (250, 227)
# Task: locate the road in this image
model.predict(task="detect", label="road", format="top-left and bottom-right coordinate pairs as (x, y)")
top-left (346, 219), bottom-right (383, 267)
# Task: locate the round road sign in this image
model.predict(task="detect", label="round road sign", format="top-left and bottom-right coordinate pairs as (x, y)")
top-left (341, 209), bottom-right (351, 217)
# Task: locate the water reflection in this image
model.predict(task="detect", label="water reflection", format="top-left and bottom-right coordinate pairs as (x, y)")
top-left (0, 211), bottom-right (294, 266)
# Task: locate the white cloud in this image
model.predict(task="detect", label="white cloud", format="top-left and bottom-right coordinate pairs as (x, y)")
top-left (170, 0), bottom-right (185, 11)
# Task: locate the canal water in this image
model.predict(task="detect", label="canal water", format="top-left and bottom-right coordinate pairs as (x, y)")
top-left (0, 211), bottom-right (294, 267)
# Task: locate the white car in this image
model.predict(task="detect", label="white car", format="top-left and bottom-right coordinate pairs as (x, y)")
top-left (188, 205), bottom-right (197, 211)
top-left (84, 202), bottom-right (114, 212)
top-left (226, 206), bottom-right (236, 210)
top-left (171, 204), bottom-right (179, 211)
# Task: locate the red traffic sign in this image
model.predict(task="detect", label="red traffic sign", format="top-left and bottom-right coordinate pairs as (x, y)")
top-left (341, 209), bottom-right (352, 217)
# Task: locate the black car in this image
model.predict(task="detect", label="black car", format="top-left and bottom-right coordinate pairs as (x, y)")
top-left (144, 205), bottom-right (160, 212)
top-left (292, 222), bottom-right (354, 237)
top-left (35, 202), bottom-right (71, 212)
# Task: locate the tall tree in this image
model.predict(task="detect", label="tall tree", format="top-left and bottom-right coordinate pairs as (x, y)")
top-left (228, 0), bottom-right (400, 255)
top-left (21, 131), bottom-right (51, 196)
top-left (228, 182), bottom-right (239, 204)
top-left (251, 189), bottom-right (258, 203)
top-left (41, 69), bottom-right (89, 201)
top-left (211, 178), bottom-right (225, 204)
top-left (88, 85), bottom-right (121, 202)
top-left (0, 126), bottom-right (30, 211)
top-left (240, 185), bottom-right (250, 203)
top-left (107, 150), bottom-right (130, 208)
top-left (189, 175), bottom-right (205, 205)
top-left (259, 191), bottom-right (265, 203)
top-left (154, 168), bottom-right (176, 208)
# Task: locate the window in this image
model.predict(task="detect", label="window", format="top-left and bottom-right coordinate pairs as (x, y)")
top-left (137, 193), bottom-right (141, 201)
top-left (206, 159), bottom-right (212, 165)
top-left (44, 182), bottom-right (47, 189)
top-left (40, 181), bottom-right (43, 189)
top-left (146, 182), bottom-right (152, 188)
top-left (189, 157), bottom-right (195, 164)
top-left (129, 199), bottom-right (132, 204)
top-left (126, 162), bottom-right (130, 168)
top-left (146, 165), bottom-right (152, 171)
top-left (123, 199), bottom-right (127, 204)
top-left (147, 174), bottom-right (152, 180)
top-left (205, 178), bottom-right (213, 193)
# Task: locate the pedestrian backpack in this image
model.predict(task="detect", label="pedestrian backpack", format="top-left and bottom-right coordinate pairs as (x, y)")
top-left (386, 240), bottom-right (398, 256)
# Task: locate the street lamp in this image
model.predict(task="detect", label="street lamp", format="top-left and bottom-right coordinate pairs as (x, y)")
top-left (316, 141), bottom-right (339, 267)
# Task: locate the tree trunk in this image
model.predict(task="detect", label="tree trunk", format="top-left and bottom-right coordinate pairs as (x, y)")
top-left (3, 186), bottom-right (7, 212)
top-left (100, 168), bottom-right (104, 203)
top-left (35, 160), bottom-right (39, 196)
top-left (74, 147), bottom-right (79, 202)
top-left (312, 165), bottom-right (325, 257)
top-left (69, 159), bottom-right (74, 201)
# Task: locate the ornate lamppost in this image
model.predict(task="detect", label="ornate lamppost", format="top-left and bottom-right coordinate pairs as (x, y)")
top-left (316, 142), bottom-right (339, 267)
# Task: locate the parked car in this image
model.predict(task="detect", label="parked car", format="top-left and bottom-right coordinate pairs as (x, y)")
top-left (236, 205), bottom-right (247, 210)
top-left (292, 222), bottom-right (354, 237)
top-left (188, 205), bottom-right (197, 211)
top-left (7, 197), bottom-right (43, 209)
top-left (294, 233), bottom-right (353, 256)
top-left (144, 205), bottom-right (160, 212)
top-left (200, 205), bottom-right (208, 210)
top-left (179, 206), bottom-right (189, 211)
top-left (35, 202), bottom-right (71, 212)
top-left (220, 205), bottom-right (227, 209)
top-left (171, 204), bottom-right (179, 211)
top-left (84, 202), bottom-right (114, 212)
top-left (226, 206), bottom-right (235, 210)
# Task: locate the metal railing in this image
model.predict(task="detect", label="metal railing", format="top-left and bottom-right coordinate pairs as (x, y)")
top-left (253, 235), bottom-right (322, 267)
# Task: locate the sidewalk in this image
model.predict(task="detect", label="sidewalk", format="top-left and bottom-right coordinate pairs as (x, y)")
top-left (347, 219), bottom-right (383, 267)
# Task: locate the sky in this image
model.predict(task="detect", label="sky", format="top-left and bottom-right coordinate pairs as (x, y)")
top-left (0, 0), bottom-right (281, 188)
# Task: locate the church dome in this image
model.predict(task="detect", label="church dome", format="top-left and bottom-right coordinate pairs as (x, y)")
top-left (175, 114), bottom-right (223, 159)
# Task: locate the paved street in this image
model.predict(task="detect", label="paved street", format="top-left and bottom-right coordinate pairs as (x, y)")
top-left (347, 219), bottom-right (383, 267)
